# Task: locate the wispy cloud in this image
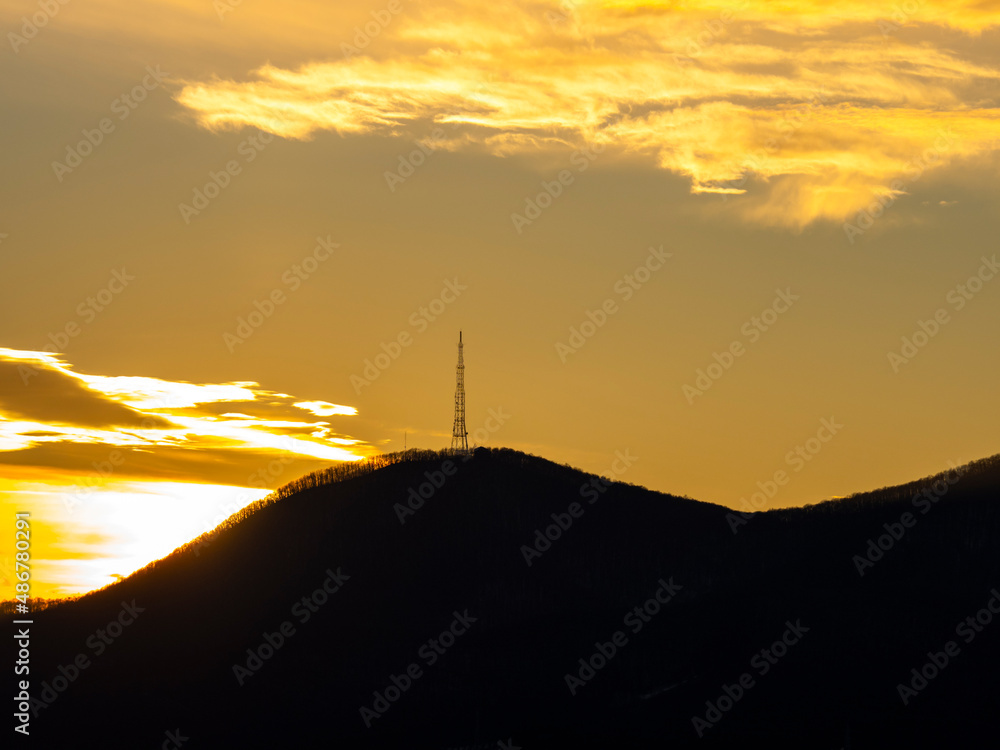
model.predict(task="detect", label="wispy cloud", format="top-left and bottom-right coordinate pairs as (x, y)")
top-left (173, 0), bottom-right (1000, 226)
top-left (0, 348), bottom-right (368, 481)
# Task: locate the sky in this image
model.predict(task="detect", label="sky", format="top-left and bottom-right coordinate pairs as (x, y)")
top-left (2, 0), bottom-right (999, 597)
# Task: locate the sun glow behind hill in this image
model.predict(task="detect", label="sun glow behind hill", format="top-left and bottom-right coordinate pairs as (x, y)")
top-left (0, 348), bottom-right (370, 598)
top-left (2, 479), bottom-right (270, 597)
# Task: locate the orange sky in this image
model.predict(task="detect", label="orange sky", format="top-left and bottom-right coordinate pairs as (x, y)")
top-left (2, 0), bottom-right (999, 597)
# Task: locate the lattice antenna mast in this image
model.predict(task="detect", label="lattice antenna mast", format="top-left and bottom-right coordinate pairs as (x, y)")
top-left (451, 331), bottom-right (469, 453)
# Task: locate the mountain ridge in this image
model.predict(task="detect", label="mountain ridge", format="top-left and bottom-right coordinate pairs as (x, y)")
top-left (12, 447), bottom-right (1000, 748)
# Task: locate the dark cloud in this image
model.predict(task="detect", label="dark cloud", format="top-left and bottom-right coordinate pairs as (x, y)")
top-left (0, 359), bottom-right (174, 429)
top-left (0, 440), bottom-right (330, 489)
top-left (0, 351), bottom-right (367, 487)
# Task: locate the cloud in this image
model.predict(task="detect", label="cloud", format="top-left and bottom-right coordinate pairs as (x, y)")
top-left (0, 354), bottom-right (174, 431)
top-left (0, 348), bottom-right (369, 483)
top-left (294, 400), bottom-right (357, 417)
top-left (0, 347), bottom-right (369, 599)
top-left (0, 442), bottom-right (332, 487)
top-left (172, 0), bottom-right (1000, 226)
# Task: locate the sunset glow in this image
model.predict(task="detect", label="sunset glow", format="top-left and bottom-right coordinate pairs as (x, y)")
top-left (0, 348), bottom-right (368, 596)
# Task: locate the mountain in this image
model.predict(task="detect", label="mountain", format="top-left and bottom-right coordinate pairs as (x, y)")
top-left (11, 447), bottom-right (1000, 748)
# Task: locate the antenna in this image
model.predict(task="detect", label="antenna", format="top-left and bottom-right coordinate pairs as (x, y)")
top-left (451, 331), bottom-right (469, 454)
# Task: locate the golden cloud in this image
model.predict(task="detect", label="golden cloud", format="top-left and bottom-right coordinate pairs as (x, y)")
top-left (172, 0), bottom-right (1000, 226)
top-left (0, 348), bottom-right (369, 480)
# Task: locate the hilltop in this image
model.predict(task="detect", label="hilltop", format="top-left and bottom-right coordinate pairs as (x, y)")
top-left (14, 448), bottom-right (1000, 748)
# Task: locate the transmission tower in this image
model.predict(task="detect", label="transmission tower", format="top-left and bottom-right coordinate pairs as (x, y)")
top-left (451, 331), bottom-right (469, 453)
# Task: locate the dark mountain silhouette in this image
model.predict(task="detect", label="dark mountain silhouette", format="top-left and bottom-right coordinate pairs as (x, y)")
top-left (10, 447), bottom-right (1000, 748)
